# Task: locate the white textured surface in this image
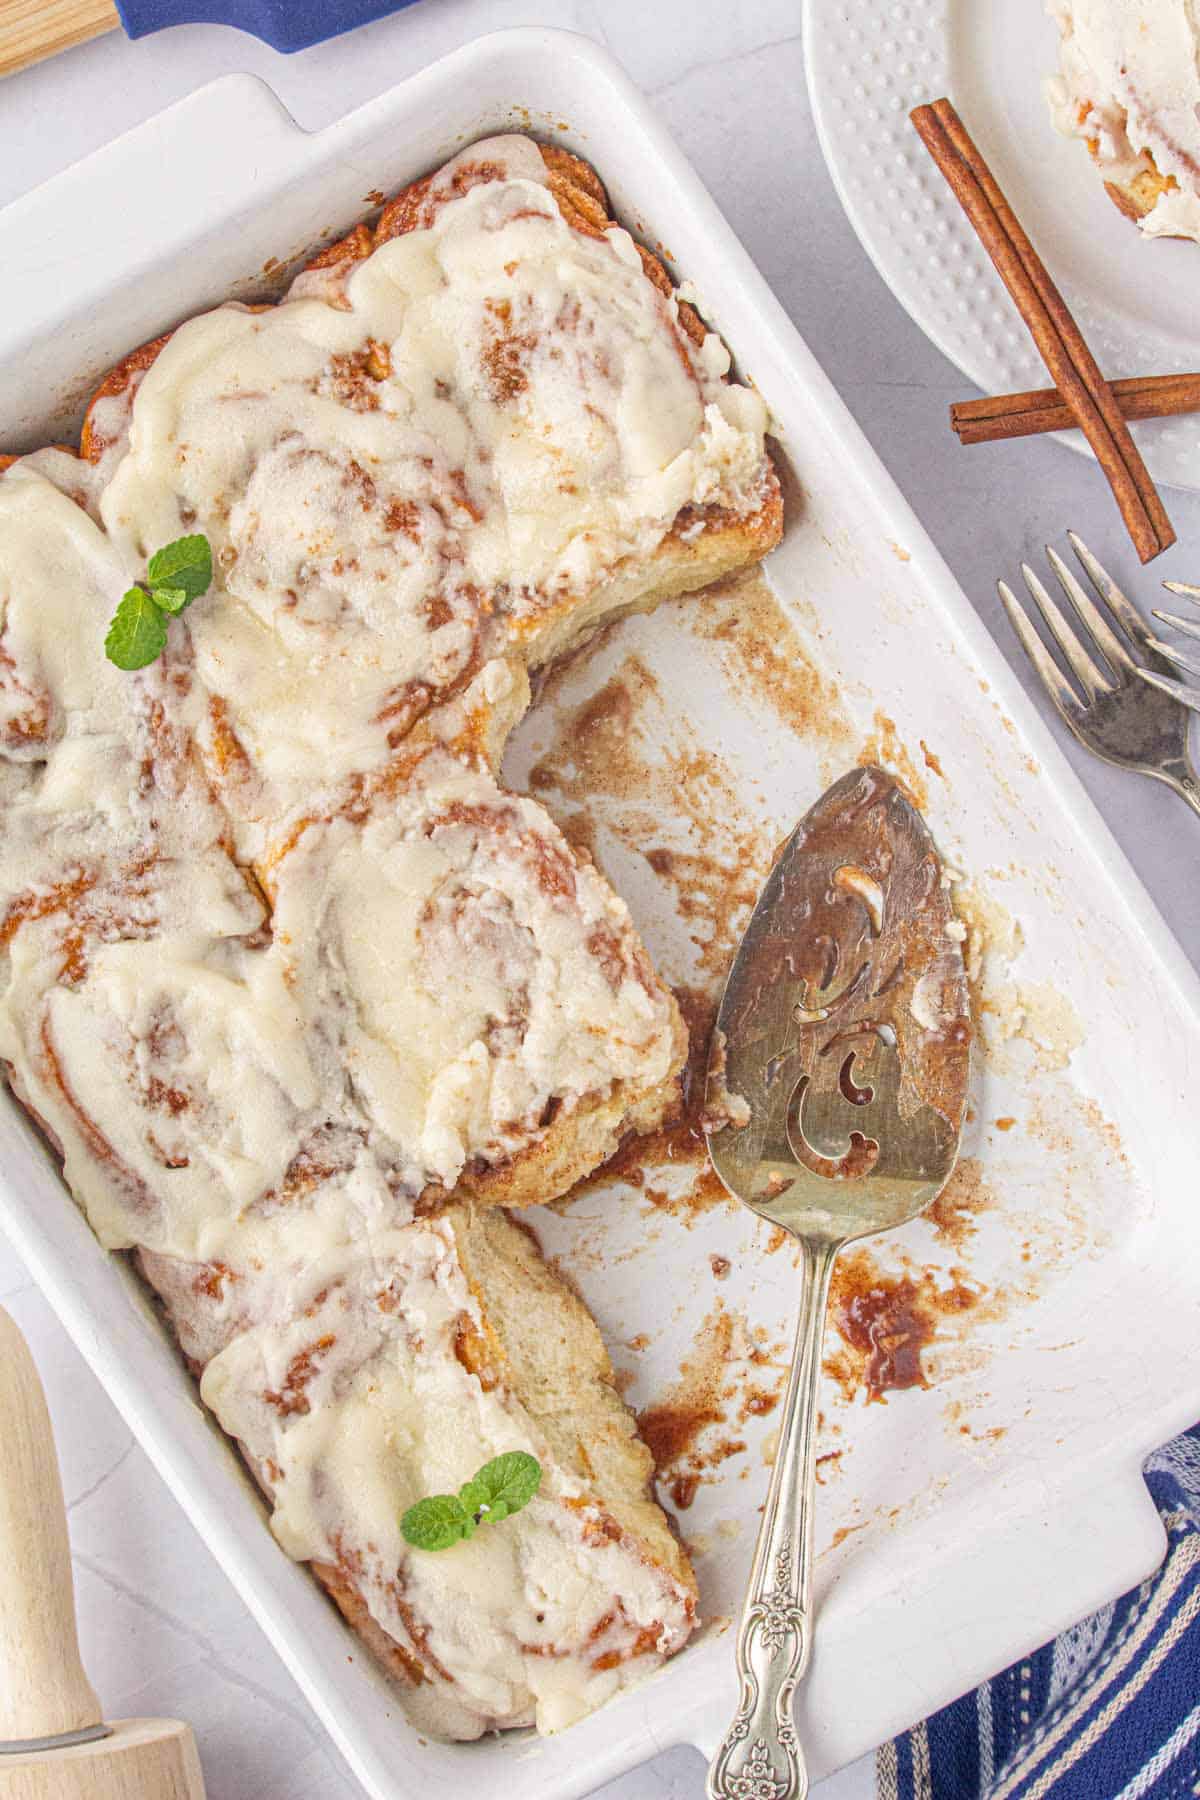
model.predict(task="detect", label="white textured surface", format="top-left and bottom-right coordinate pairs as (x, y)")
top-left (1, 5), bottom-right (1199, 1800)
top-left (805, 0), bottom-right (1200, 491)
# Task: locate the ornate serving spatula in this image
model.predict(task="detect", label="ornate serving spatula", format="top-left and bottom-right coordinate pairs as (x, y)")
top-left (704, 765), bottom-right (972, 1800)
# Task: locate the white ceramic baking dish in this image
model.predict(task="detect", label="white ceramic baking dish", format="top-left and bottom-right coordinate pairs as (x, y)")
top-left (2, 28), bottom-right (1199, 1800)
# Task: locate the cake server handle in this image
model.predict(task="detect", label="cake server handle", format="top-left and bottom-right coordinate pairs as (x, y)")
top-left (706, 1237), bottom-right (839, 1800)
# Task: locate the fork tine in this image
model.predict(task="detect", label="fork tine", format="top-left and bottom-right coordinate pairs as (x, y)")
top-left (1020, 562), bottom-right (1113, 700)
top-left (1045, 544), bottom-right (1136, 683)
top-left (1135, 665), bottom-right (1200, 716)
top-left (998, 580), bottom-right (1089, 730)
top-left (1068, 532), bottom-right (1159, 654)
top-left (1163, 580), bottom-right (1200, 604)
top-left (1152, 609), bottom-right (1200, 647)
top-left (1145, 637), bottom-right (1200, 682)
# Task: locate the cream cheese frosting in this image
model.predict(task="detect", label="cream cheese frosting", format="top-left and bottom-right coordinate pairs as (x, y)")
top-left (7, 899), bottom-right (694, 1735)
top-left (0, 133), bottom-right (790, 1741)
top-left (0, 323), bottom-right (696, 1736)
top-left (93, 135), bottom-right (771, 845)
top-left (0, 461), bottom-right (260, 1045)
top-left (1046, 0), bottom-right (1200, 241)
top-left (201, 1219), bottom-right (693, 1738)
top-left (6, 949), bottom-right (695, 1741)
top-left (268, 754), bottom-right (678, 1196)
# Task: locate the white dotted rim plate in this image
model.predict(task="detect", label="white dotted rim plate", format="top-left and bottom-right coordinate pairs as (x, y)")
top-left (802, 0), bottom-right (1200, 494)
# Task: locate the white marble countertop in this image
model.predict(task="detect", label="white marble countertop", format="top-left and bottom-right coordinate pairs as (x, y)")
top-left (2, 4), bottom-right (1198, 1797)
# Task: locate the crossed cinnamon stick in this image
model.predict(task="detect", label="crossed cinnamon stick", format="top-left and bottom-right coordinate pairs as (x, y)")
top-left (951, 374), bottom-right (1200, 446)
top-left (911, 97), bottom-right (1178, 564)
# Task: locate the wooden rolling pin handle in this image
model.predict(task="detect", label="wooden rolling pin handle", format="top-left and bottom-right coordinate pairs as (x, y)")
top-left (0, 0), bottom-right (120, 80)
top-left (0, 1307), bottom-right (103, 1746)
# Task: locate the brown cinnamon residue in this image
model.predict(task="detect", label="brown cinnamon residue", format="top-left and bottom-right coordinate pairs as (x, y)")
top-left (826, 1248), bottom-right (982, 1403)
top-left (1076, 1096), bottom-right (1128, 1169)
top-left (668, 1473), bottom-right (702, 1510)
top-left (636, 1303), bottom-right (785, 1509)
top-left (739, 1386), bottom-right (780, 1421)
top-left (835, 1275), bottom-right (930, 1398)
top-left (526, 643), bottom-right (774, 988)
top-left (925, 1156), bottom-right (998, 1254)
top-left (642, 841), bottom-right (769, 985)
top-left (815, 1450), bottom-right (842, 1485)
top-left (528, 658), bottom-right (648, 799)
top-left (637, 1304), bottom-right (735, 1503)
top-left (858, 710), bottom-right (930, 812)
top-left (685, 570), bottom-right (855, 751)
top-left (637, 1389), bottom-right (724, 1471)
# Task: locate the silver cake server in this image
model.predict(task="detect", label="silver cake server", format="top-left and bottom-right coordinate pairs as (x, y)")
top-left (704, 765), bottom-right (972, 1800)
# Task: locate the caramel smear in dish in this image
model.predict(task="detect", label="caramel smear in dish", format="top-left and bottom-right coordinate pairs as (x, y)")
top-left (635, 1302), bottom-right (788, 1511)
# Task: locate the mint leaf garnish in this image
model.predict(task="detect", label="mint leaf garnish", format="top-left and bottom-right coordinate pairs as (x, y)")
top-left (105, 588), bottom-right (168, 671)
top-left (456, 1477), bottom-right (489, 1521)
top-left (146, 533), bottom-right (212, 606)
top-left (401, 1494), bottom-right (470, 1552)
top-left (149, 585), bottom-right (189, 616)
top-left (401, 1452), bottom-right (542, 1552)
top-left (469, 1451), bottom-right (541, 1520)
top-left (104, 533), bottom-right (213, 671)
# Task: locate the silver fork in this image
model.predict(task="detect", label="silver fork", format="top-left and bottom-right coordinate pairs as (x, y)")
top-left (998, 531), bottom-right (1200, 822)
top-left (1140, 580), bottom-right (1200, 721)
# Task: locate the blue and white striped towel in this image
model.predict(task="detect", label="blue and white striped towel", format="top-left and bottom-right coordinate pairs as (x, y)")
top-left (879, 1427), bottom-right (1200, 1800)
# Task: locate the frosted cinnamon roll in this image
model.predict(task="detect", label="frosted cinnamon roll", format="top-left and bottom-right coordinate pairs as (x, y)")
top-left (264, 750), bottom-right (686, 1205)
top-left (87, 135), bottom-right (780, 848)
top-left (198, 1204), bottom-right (697, 1740)
top-left (1046, 0), bottom-right (1200, 241)
top-left (134, 1132), bottom-right (397, 1369)
top-left (0, 461), bottom-right (240, 882)
top-left (7, 916), bottom-right (695, 1744)
top-left (2, 915), bottom-right (335, 1255)
top-left (0, 463), bottom-right (255, 1072)
top-left (0, 131), bottom-right (810, 1741)
top-left (0, 463), bottom-right (144, 842)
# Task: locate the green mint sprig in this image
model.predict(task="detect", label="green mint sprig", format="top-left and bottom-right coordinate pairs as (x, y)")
top-left (105, 533), bottom-right (213, 671)
top-left (401, 1451), bottom-right (541, 1552)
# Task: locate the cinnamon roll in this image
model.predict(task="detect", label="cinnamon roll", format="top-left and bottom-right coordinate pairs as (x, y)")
top-left (1046, 0), bottom-right (1200, 241)
top-left (264, 749), bottom-right (686, 1205)
top-left (87, 135), bottom-right (781, 848)
top-left (198, 1205), bottom-right (696, 1739)
top-left (0, 130), bottom-right (793, 1742)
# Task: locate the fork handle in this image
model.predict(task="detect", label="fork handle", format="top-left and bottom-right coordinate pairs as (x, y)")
top-left (706, 1238), bottom-right (839, 1800)
top-left (1163, 768), bottom-right (1200, 822)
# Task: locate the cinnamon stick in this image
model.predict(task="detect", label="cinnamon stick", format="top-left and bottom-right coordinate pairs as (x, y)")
top-left (952, 373), bottom-right (1200, 444)
top-left (910, 97), bottom-right (1175, 563)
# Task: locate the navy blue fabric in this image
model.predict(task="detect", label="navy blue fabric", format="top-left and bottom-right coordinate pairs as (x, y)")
top-left (115, 0), bottom-right (422, 52)
top-left (878, 1426), bottom-right (1200, 1800)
